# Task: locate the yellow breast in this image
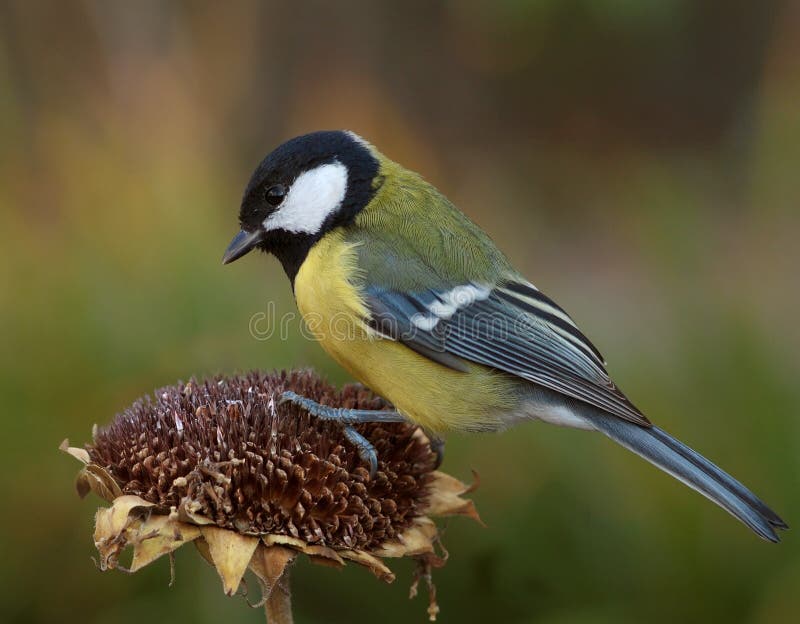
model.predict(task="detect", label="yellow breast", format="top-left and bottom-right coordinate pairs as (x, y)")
top-left (293, 230), bottom-right (518, 432)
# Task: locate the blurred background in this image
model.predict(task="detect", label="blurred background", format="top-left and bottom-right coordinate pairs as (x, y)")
top-left (1, 1), bottom-right (798, 622)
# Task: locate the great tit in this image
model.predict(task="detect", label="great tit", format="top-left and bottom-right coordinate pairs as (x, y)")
top-left (223, 130), bottom-right (787, 541)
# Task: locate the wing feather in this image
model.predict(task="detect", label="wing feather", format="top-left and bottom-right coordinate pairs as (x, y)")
top-left (364, 279), bottom-right (649, 426)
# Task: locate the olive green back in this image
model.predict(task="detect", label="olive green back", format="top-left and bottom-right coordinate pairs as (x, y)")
top-left (348, 155), bottom-right (515, 291)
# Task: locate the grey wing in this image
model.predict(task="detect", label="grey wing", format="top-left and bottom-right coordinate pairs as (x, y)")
top-left (364, 278), bottom-right (650, 427)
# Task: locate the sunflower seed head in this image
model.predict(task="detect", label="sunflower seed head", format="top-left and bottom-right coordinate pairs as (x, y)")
top-left (62, 370), bottom-right (481, 620)
top-left (86, 370), bottom-right (437, 549)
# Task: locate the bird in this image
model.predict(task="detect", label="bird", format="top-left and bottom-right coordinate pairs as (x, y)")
top-left (223, 130), bottom-right (787, 542)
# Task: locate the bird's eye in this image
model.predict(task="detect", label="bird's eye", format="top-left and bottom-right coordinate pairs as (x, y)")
top-left (264, 184), bottom-right (287, 207)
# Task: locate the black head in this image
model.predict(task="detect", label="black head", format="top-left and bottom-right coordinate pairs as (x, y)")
top-left (222, 130), bottom-right (380, 280)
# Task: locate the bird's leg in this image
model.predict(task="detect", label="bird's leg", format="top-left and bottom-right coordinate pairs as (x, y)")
top-left (279, 391), bottom-right (408, 477)
top-left (279, 391), bottom-right (407, 424)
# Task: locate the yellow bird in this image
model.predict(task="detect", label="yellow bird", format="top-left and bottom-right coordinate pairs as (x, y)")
top-left (224, 130), bottom-right (786, 542)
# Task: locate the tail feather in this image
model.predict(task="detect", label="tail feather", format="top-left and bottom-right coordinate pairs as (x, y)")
top-left (580, 410), bottom-right (788, 542)
top-left (647, 426), bottom-right (788, 530)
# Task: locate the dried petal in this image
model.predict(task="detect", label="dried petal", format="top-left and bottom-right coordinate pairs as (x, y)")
top-left (130, 515), bottom-right (201, 572)
top-left (375, 518), bottom-right (438, 558)
top-left (75, 464), bottom-right (123, 501)
top-left (200, 526), bottom-right (259, 595)
top-left (295, 543), bottom-right (345, 567)
top-left (93, 495), bottom-right (155, 570)
top-left (338, 549), bottom-right (395, 582)
top-left (60, 439), bottom-right (90, 464)
top-left (248, 544), bottom-right (296, 595)
top-left (425, 471), bottom-right (483, 525)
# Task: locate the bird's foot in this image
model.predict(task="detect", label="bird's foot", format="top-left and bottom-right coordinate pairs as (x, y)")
top-left (279, 391), bottom-right (406, 424)
top-left (279, 391), bottom-right (407, 477)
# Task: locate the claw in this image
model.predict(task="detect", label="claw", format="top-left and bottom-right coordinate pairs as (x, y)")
top-left (429, 436), bottom-right (446, 469)
top-left (344, 426), bottom-right (378, 478)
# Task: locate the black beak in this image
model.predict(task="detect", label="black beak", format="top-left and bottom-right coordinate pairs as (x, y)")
top-left (222, 229), bottom-right (264, 265)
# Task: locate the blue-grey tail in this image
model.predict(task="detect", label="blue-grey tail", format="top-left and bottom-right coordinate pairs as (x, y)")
top-left (580, 410), bottom-right (788, 542)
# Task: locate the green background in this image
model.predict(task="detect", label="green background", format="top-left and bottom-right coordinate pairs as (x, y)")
top-left (1, 2), bottom-right (798, 622)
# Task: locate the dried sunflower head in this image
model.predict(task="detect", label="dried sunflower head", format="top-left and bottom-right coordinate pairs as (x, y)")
top-left (62, 370), bottom-right (480, 621)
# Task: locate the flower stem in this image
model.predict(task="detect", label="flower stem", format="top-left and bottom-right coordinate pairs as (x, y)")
top-left (264, 568), bottom-right (293, 624)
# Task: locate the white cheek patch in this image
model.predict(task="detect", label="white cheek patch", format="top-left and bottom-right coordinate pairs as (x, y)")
top-left (263, 161), bottom-right (348, 234)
